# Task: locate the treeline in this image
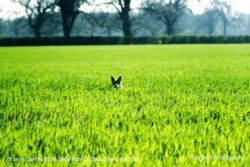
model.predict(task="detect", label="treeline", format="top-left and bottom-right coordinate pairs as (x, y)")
top-left (1, 0), bottom-right (250, 38)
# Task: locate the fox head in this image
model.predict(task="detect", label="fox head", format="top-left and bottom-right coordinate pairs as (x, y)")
top-left (111, 76), bottom-right (122, 88)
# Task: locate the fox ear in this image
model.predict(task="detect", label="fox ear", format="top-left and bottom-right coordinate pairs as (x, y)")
top-left (117, 76), bottom-right (122, 82)
top-left (111, 76), bottom-right (115, 83)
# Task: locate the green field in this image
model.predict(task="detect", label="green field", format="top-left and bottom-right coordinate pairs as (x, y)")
top-left (0, 45), bottom-right (249, 166)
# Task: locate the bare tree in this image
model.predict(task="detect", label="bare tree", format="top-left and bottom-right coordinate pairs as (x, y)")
top-left (85, 11), bottom-right (121, 36)
top-left (72, 14), bottom-right (93, 36)
top-left (133, 11), bottom-right (163, 36)
top-left (42, 12), bottom-right (62, 36)
top-left (202, 8), bottom-right (219, 36)
top-left (229, 13), bottom-right (247, 35)
top-left (0, 8), bottom-right (2, 35)
top-left (9, 17), bottom-right (30, 37)
top-left (13, 0), bottom-right (55, 37)
top-left (55, 0), bottom-right (88, 37)
top-left (143, 0), bottom-right (189, 35)
top-left (212, 0), bottom-right (234, 36)
top-left (0, 19), bottom-right (3, 36)
top-left (246, 15), bottom-right (250, 35)
top-left (106, 0), bottom-right (133, 36)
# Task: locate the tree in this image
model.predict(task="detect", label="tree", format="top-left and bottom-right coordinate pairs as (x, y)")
top-left (13, 0), bottom-right (55, 37)
top-left (0, 19), bottom-right (3, 36)
top-left (42, 12), bottom-right (62, 36)
top-left (246, 15), bottom-right (250, 35)
top-left (9, 17), bottom-right (31, 37)
top-left (85, 12), bottom-right (121, 36)
top-left (72, 13), bottom-right (97, 36)
top-left (202, 8), bottom-right (219, 36)
top-left (0, 8), bottom-right (2, 35)
top-left (55, 0), bottom-right (88, 37)
top-left (143, 0), bottom-right (189, 35)
top-left (107, 0), bottom-right (133, 36)
top-left (132, 11), bottom-right (163, 36)
top-left (212, 0), bottom-right (234, 36)
top-left (229, 13), bottom-right (247, 35)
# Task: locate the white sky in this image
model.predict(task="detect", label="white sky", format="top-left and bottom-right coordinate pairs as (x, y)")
top-left (0, 0), bottom-right (250, 19)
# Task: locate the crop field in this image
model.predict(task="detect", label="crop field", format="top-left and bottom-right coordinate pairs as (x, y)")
top-left (0, 45), bottom-right (249, 166)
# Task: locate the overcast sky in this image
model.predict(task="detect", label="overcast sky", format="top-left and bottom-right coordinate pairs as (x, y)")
top-left (1, 0), bottom-right (250, 19)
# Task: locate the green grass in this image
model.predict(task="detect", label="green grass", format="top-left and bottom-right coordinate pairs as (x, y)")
top-left (0, 45), bottom-right (249, 166)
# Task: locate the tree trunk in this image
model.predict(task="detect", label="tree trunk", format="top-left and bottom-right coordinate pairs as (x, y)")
top-left (208, 28), bottom-right (212, 36)
top-left (61, 12), bottom-right (71, 37)
top-left (59, 2), bottom-right (79, 38)
top-left (28, 14), bottom-right (44, 38)
top-left (166, 24), bottom-right (174, 35)
top-left (119, 0), bottom-right (132, 37)
top-left (121, 12), bottom-right (132, 36)
top-left (62, 20), bottom-right (70, 37)
top-left (107, 28), bottom-right (112, 37)
top-left (122, 16), bottom-right (132, 36)
top-left (34, 29), bottom-right (41, 37)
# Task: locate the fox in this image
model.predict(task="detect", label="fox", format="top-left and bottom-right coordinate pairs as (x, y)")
top-left (111, 76), bottom-right (122, 88)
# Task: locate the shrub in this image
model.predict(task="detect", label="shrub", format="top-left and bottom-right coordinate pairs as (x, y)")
top-left (1, 36), bottom-right (250, 46)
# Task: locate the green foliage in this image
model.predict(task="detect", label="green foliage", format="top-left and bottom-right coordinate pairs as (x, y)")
top-left (2, 36), bottom-right (250, 46)
top-left (0, 45), bottom-right (249, 166)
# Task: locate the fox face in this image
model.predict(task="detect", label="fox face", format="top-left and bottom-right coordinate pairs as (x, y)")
top-left (111, 76), bottom-right (122, 88)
